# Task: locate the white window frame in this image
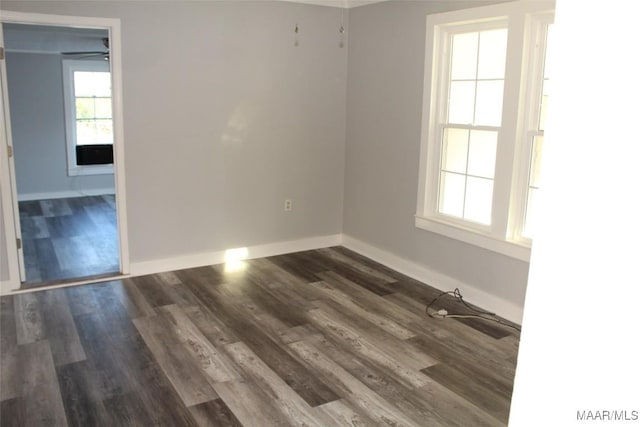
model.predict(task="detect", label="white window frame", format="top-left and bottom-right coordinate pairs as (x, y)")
top-left (510, 12), bottom-right (554, 243)
top-left (62, 59), bottom-right (114, 176)
top-left (416, 1), bottom-right (554, 262)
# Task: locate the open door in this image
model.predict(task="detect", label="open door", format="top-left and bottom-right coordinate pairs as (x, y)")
top-left (0, 25), bottom-right (26, 287)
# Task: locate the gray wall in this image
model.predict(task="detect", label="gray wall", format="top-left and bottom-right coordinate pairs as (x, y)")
top-left (5, 51), bottom-right (115, 199)
top-left (344, 0), bottom-right (529, 306)
top-left (1, 1), bottom-right (347, 265)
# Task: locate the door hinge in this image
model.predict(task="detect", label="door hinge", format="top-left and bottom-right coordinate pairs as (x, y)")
top-left (7, 145), bottom-right (13, 158)
top-left (0, 47), bottom-right (4, 60)
top-left (16, 238), bottom-right (22, 250)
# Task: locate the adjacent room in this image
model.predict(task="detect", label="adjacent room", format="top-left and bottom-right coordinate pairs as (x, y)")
top-left (3, 23), bottom-right (120, 287)
top-left (4, 0), bottom-right (634, 426)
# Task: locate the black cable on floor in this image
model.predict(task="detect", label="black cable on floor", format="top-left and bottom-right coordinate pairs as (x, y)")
top-left (426, 288), bottom-right (521, 332)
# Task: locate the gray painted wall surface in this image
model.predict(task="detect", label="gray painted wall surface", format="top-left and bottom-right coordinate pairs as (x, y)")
top-left (5, 51), bottom-right (115, 198)
top-left (1, 1), bottom-right (347, 265)
top-left (343, 0), bottom-right (529, 306)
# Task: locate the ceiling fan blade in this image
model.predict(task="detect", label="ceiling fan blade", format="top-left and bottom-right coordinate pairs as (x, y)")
top-left (62, 51), bottom-right (107, 55)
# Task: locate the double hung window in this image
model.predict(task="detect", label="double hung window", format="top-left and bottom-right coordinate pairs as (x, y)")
top-left (416, 2), bottom-right (554, 260)
top-left (62, 60), bottom-right (114, 176)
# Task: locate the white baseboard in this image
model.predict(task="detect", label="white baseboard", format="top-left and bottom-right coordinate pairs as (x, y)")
top-left (342, 234), bottom-right (524, 324)
top-left (3, 231), bottom-right (523, 324)
top-left (0, 234), bottom-right (342, 296)
top-left (18, 188), bottom-right (115, 202)
top-left (0, 279), bottom-right (18, 295)
top-left (130, 234), bottom-right (343, 277)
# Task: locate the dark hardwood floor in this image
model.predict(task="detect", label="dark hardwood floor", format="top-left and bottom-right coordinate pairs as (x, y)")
top-left (18, 195), bottom-right (119, 287)
top-left (0, 247), bottom-right (520, 426)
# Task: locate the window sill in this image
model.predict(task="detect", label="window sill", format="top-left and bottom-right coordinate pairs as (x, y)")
top-left (415, 215), bottom-right (531, 262)
top-left (68, 164), bottom-right (114, 177)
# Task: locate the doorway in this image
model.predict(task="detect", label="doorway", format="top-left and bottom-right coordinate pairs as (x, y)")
top-left (0, 12), bottom-right (129, 292)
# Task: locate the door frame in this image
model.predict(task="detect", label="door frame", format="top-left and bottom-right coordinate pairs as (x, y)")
top-left (0, 10), bottom-right (129, 293)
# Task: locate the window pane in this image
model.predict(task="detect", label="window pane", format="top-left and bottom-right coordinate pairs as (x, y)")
top-left (74, 72), bottom-right (94, 96)
top-left (544, 25), bottom-right (554, 80)
top-left (76, 120), bottom-right (97, 145)
top-left (450, 32), bottom-right (478, 80)
top-left (448, 81), bottom-right (475, 124)
top-left (523, 24), bottom-right (553, 239)
top-left (439, 172), bottom-right (465, 218)
top-left (75, 98), bottom-right (95, 119)
top-left (94, 98), bottom-right (112, 119)
top-left (442, 128), bottom-right (469, 173)
top-left (529, 135), bottom-right (544, 188)
top-left (76, 119), bottom-right (113, 145)
top-left (477, 29), bottom-right (508, 79)
top-left (523, 187), bottom-right (538, 238)
top-left (464, 176), bottom-right (493, 224)
top-left (467, 130), bottom-right (497, 178)
top-left (474, 80), bottom-right (503, 126)
top-left (539, 93), bottom-right (548, 131)
top-left (74, 71), bottom-right (111, 97)
top-left (92, 73), bottom-right (112, 97)
top-left (95, 119), bottom-right (113, 144)
top-left (539, 25), bottom-right (553, 130)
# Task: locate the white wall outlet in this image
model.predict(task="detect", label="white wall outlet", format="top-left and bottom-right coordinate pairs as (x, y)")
top-left (284, 199), bottom-right (293, 211)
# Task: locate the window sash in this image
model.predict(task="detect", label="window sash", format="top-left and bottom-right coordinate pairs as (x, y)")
top-left (428, 20), bottom-right (508, 235)
top-left (437, 125), bottom-right (499, 226)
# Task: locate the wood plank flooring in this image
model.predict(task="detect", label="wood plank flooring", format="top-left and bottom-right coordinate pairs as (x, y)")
top-left (18, 195), bottom-right (120, 287)
top-left (0, 247), bottom-right (520, 426)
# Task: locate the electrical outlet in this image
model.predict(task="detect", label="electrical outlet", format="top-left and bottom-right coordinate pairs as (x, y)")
top-left (284, 199), bottom-right (293, 211)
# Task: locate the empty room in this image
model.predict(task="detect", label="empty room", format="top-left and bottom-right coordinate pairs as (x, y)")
top-left (1, 0), bottom-right (637, 426)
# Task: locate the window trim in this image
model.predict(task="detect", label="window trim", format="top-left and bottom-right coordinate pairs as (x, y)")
top-left (416, 1), bottom-right (555, 261)
top-left (62, 59), bottom-right (114, 176)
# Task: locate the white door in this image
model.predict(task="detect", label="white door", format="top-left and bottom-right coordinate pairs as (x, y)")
top-left (0, 26), bottom-right (26, 284)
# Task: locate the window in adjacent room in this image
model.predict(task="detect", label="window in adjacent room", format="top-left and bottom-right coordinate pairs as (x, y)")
top-left (62, 60), bottom-right (114, 176)
top-left (416, 2), bottom-right (554, 260)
